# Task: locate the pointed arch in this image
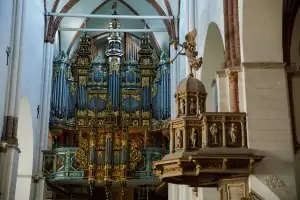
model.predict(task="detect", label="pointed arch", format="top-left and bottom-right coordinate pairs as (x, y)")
top-left (200, 22), bottom-right (225, 112)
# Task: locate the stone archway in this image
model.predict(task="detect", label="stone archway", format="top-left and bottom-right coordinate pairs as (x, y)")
top-left (14, 96), bottom-right (34, 200)
top-left (200, 22), bottom-right (225, 112)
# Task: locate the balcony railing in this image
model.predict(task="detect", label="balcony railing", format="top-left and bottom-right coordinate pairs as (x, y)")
top-left (43, 147), bottom-right (168, 181)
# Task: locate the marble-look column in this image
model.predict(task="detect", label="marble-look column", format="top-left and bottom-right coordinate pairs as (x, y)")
top-left (0, 0), bottom-right (24, 199)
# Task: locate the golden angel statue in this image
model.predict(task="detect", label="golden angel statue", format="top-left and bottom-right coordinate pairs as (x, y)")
top-left (170, 29), bottom-right (203, 75)
top-left (183, 29), bottom-right (203, 72)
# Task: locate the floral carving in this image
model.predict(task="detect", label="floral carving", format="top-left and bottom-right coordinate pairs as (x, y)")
top-left (264, 175), bottom-right (286, 189)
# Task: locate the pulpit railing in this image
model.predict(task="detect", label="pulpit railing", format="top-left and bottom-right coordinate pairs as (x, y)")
top-left (169, 112), bottom-right (247, 153)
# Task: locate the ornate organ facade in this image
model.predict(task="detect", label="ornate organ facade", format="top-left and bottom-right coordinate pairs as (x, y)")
top-left (45, 18), bottom-right (170, 199)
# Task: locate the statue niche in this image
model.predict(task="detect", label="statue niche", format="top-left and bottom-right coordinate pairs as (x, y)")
top-left (175, 129), bottom-right (183, 149)
top-left (190, 128), bottom-right (197, 148)
top-left (229, 123), bottom-right (238, 144)
top-left (210, 123), bottom-right (219, 145)
top-left (189, 98), bottom-right (196, 115)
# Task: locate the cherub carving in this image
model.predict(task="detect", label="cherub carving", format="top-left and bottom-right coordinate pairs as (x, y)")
top-left (176, 129), bottom-right (183, 149)
top-left (190, 128), bottom-right (197, 148)
top-left (183, 29), bottom-right (203, 73)
top-left (229, 123), bottom-right (238, 143)
top-left (189, 98), bottom-right (196, 114)
top-left (210, 123), bottom-right (219, 144)
top-left (179, 99), bottom-right (185, 115)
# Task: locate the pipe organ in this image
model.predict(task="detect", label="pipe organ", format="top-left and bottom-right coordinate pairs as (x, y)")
top-left (48, 16), bottom-right (171, 199)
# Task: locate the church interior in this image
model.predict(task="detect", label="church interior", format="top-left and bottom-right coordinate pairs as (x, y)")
top-left (0, 0), bottom-right (300, 200)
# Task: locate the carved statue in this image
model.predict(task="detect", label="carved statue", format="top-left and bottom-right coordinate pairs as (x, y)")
top-left (189, 98), bottom-right (196, 114)
top-left (190, 128), bottom-right (197, 148)
top-left (210, 123), bottom-right (219, 144)
top-left (175, 129), bottom-right (183, 149)
top-left (229, 123), bottom-right (238, 143)
top-left (179, 99), bottom-right (185, 115)
top-left (183, 29), bottom-right (203, 73)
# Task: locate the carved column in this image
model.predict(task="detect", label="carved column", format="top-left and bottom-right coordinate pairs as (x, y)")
top-left (227, 70), bottom-right (239, 112)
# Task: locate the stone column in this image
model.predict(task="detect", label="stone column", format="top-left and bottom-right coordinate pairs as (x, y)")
top-left (243, 62), bottom-right (297, 199)
top-left (227, 69), bottom-right (239, 112)
top-left (32, 41), bottom-right (55, 200)
top-left (0, 0), bottom-right (24, 199)
top-left (216, 70), bottom-right (230, 112)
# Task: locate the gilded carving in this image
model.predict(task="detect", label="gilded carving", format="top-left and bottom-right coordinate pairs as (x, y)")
top-left (183, 29), bottom-right (203, 72)
top-left (227, 183), bottom-right (245, 200)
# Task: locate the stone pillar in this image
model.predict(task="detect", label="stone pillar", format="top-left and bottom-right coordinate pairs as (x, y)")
top-left (32, 41), bottom-right (55, 200)
top-left (243, 62), bottom-right (297, 200)
top-left (0, 0), bottom-right (24, 199)
top-left (170, 45), bottom-right (179, 119)
top-left (216, 70), bottom-right (230, 112)
top-left (227, 69), bottom-right (239, 112)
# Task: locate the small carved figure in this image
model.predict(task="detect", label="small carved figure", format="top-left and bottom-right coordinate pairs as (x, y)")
top-left (179, 99), bottom-right (185, 115)
top-left (189, 98), bottom-right (196, 114)
top-left (190, 128), bottom-right (197, 148)
top-left (210, 123), bottom-right (219, 144)
top-left (175, 129), bottom-right (183, 149)
top-left (230, 123), bottom-right (238, 143)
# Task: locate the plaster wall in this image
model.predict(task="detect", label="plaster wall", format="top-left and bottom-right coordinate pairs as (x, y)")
top-left (13, 0), bottom-right (46, 198)
top-left (238, 1), bottom-right (297, 199)
top-left (15, 97), bottom-right (34, 200)
top-left (242, 65), bottom-right (296, 200)
top-left (18, 0), bottom-right (45, 172)
top-left (239, 0), bottom-right (283, 62)
top-left (0, 0), bottom-right (13, 140)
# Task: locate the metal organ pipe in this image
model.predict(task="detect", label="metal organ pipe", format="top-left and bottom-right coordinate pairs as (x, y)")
top-left (125, 34), bottom-right (139, 61)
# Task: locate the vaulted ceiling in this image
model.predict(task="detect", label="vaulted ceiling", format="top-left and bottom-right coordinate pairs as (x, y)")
top-left (46, 0), bottom-right (179, 55)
